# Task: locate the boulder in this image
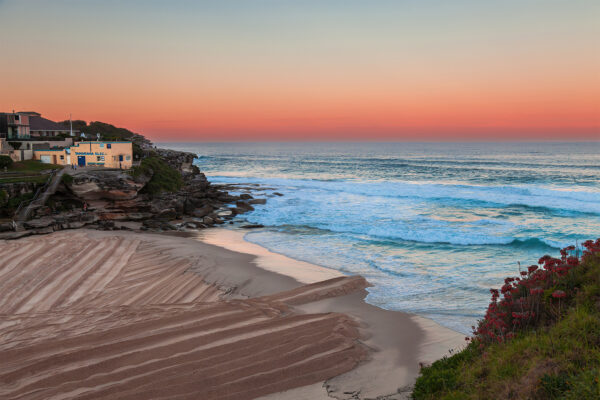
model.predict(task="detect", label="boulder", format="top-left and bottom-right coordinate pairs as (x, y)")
top-left (193, 205), bottom-right (213, 218)
top-left (156, 208), bottom-right (177, 220)
top-left (241, 224), bottom-right (264, 229)
top-left (217, 209), bottom-right (233, 217)
top-left (240, 193), bottom-right (253, 200)
top-left (235, 201), bottom-right (255, 212)
top-left (69, 170), bottom-right (148, 201)
top-left (0, 223), bottom-right (13, 232)
top-left (248, 198), bottom-right (267, 205)
top-left (23, 217), bottom-right (55, 229)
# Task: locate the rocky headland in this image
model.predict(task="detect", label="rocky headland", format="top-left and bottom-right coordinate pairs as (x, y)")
top-left (0, 145), bottom-right (269, 239)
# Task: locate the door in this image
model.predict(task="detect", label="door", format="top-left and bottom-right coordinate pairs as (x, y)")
top-left (77, 156), bottom-right (86, 167)
top-left (40, 155), bottom-right (51, 164)
top-left (66, 155), bottom-right (70, 165)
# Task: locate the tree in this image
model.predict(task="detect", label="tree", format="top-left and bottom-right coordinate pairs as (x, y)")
top-left (0, 155), bottom-right (13, 169)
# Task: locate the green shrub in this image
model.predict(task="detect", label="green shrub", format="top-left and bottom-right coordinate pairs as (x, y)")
top-left (132, 143), bottom-right (144, 159)
top-left (7, 141), bottom-right (21, 150)
top-left (61, 174), bottom-right (73, 185)
top-left (413, 245), bottom-right (600, 400)
top-left (540, 373), bottom-right (570, 398)
top-left (131, 156), bottom-right (182, 195)
top-left (0, 155), bottom-right (13, 169)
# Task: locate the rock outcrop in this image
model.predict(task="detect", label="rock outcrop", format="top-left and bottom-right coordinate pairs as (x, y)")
top-left (69, 170), bottom-right (149, 201)
top-left (0, 145), bottom-right (270, 238)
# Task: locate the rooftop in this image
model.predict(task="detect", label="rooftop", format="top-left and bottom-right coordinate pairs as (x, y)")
top-left (29, 116), bottom-right (70, 132)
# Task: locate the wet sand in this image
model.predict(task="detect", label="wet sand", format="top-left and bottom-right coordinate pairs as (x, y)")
top-left (0, 228), bottom-right (463, 399)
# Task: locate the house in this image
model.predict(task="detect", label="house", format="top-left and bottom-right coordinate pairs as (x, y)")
top-left (0, 112), bottom-right (31, 139)
top-left (20, 112), bottom-right (73, 138)
top-left (34, 141), bottom-right (133, 169)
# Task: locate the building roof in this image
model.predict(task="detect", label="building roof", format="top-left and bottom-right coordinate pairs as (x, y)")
top-left (17, 111), bottom-right (42, 117)
top-left (29, 116), bottom-right (70, 132)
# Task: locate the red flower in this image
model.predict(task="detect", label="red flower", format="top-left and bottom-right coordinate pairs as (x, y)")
top-left (530, 287), bottom-right (543, 295)
top-left (552, 290), bottom-right (566, 299)
top-left (528, 265), bottom-right (538, 273)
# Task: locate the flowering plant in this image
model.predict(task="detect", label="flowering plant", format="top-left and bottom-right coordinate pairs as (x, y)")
top-left (469, 238), bottom-right (600, 345)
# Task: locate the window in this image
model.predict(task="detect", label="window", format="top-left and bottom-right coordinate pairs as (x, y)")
top-left (14, 115), bottom-right (19, 121)
top-left (107, 143), bottom-right (112, 149)
top-left (126, 155), bottom-right (131, 160)
top-left (99, 143), bottom-right (104, 148)
top-left (97, 156), bottom-right (104, 161)
top-left (60, 155), bottom-right (64, 160)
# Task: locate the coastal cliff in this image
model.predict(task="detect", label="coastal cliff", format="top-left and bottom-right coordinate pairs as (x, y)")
top-left (0, 132), bottom-right (265, 238)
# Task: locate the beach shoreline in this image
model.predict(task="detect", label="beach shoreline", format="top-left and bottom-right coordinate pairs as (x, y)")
top-left (0, 228), bottom-right (463, 399)
top-left (196, 228), bottom-right (465, 399)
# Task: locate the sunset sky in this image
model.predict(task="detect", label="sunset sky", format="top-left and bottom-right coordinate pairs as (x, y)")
top-left (1, 0), bottom-right (598, 141)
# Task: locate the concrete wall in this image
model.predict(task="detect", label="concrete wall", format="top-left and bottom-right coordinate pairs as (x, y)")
top-left (11, 138), bottom-right (73, 150)
top-left (0, 139), bottom-right (8, 155)
top-left (70, 142), bottom-right (133, 169)
top-left (8, 149), bottom-right (34, 162)
top-left (34, 149), bottom-right (68, 165)
top-left (34, 142), bottom-right (133, 169)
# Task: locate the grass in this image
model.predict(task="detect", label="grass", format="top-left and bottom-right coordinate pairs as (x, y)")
top-left (0, 160), bottom-right (62, 184)
top-left (0, 175), bottom-right (50, 184)
top-left (130, 156), bottom-right (182, 195)
top-left (61, 173), bottom-right (74, 185)
top-left (413, 244), bottom-right (600, 400)
top-left (0, 191), bottom-right (35, 217)
top-left (9, 160), bottom-right (62, 173)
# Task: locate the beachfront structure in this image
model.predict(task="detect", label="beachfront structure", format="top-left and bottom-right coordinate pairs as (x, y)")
top-left (34, 141), bottom-right (133, 169)
top-left (0, 111), bottom-right (78, 140)
top-left (26, 112), bottom-right (72, 138)
top-left (0, 112), bottom-right (31, 139)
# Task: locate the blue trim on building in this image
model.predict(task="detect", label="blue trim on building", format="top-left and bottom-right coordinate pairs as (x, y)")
top-left (33, 149), bottom-right (65, 152)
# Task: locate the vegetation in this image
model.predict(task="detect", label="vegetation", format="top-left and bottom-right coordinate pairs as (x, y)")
top-left (0, 175), bottom-right (49, 184)
top-left (61, 173), bottom-right (74, 185)
top-left (61, 120), bottom-right (136, 141)
top-left (413, 240), bottom-right (600, 399)
top-left (130, 156), bottom-right (182, 195)
top-left (0, 191), bottom-right (34, 218)
top-left (8, 160), bottom-right (62, 173)
top-left (7, 141), bottom-right (21, 150)
top-left (0, 155), bottom-right (13, 169)
top-left (0, 160), bottom-right (61, 184)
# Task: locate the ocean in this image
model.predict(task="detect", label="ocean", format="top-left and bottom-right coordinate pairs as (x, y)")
top-left (160, 142), bottom-right (600, 334)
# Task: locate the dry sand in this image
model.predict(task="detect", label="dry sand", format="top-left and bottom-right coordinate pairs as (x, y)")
top-left (0, 228), bottom-right (464, 399)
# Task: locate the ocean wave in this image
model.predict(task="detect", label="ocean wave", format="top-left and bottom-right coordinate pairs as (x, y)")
top-left (212, 176), bottom-right (600, 215)
top-left (252, 222), bottom-right (568, 250)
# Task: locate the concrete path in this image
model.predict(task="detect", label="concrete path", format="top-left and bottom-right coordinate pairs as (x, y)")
top-left (15, 168), bottom-right (65, 223)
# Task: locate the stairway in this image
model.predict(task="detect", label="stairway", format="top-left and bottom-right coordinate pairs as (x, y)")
top-left (15, 169), bottom-right (66, 224)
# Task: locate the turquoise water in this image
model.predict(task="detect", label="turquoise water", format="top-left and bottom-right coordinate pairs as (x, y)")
top-left (160, 142), bottom-right (600, 333)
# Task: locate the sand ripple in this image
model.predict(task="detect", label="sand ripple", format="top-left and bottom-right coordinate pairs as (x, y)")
top-left (0, 232), bottom-right (368, 400)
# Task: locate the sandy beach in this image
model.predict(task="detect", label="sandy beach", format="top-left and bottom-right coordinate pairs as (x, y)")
top-left (0, 228), bottom-right (463, 399)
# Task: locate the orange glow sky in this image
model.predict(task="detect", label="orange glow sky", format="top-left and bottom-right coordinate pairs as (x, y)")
top-left (1, 0), bottom-right (598, 141)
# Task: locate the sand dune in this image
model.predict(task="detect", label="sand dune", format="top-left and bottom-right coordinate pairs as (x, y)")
top-left (0, 231), bottom-right (370, 400)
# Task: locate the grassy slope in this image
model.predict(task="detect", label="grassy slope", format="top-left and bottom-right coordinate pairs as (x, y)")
top-left (130, 156), bottom-right (182, 195)
top-left (413, 252), bottom-right (600, 400)
top-left (9, 160), bottom-right (63, 173)
top-left (0, 160), bottom-right (62, 183)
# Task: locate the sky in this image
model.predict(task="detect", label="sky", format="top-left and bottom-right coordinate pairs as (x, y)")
top-left (0, 0), bottom-right (599, 141)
